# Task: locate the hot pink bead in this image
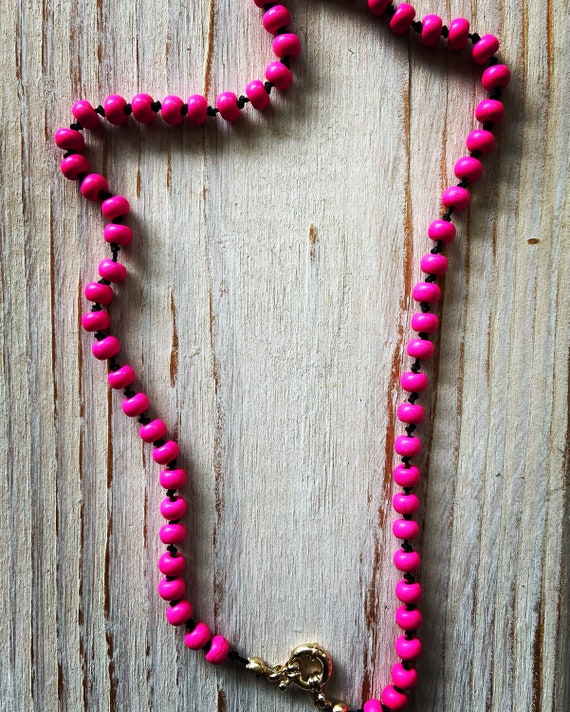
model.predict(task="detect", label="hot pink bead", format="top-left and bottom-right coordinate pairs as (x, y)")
top-left (216, 92), bottom-right (241, 122)
top-left (472, 34), bottom-right (500, 65)
top-left (411, 312), bottom-right (439, 333)
top-left (158, 576), bottom-right (186, 601)
top-left (363, 701), bottom-right (382, 712)
top-left (104, 223), bottom-right (133, 247)
top-left (272, 32), bottom-right (301, 58)
top-left (394, 549), bottom-right (421, 572)
top-left (447, 18), bottom-right (470, 50)
top-left (262, 5), bottom-right (291, 35)
top-left (55, 127), bottom-right (85, 152)
top-left (401, 372), bottom-right (428, 393)
top-left (395, 580), bottom-right (422, 605)
top-left (98, 259), bottom-right (127, 283)
top-left (185, 622), bottom-right (211, 650)
top-left (187, 94), bottom-right (208, 124)
top-left (72, 100), bottom-right (100, 130)
top-left (395, 605), bottom-right (423, 631)
top-left (158, 551), bottom-right (186, 577)
top-left (161, 95), bottom-right (185, 125)
top-left (392, 519), bottom-right (419, 540)
top-left (389, 3), bottom-right (415, 34)
top-left (101, 195), bottom-right (130, 220)
top-left (85, 282), bottom-right (114, 305)
top-left (391, 662), bottom-right (418, 690)
top-left (394, 435), bottom-right (421, 457)
top-left (368, 0), bottom-right (391, 14)
top-left (428, 219), bottom-right (456, 244)
top-left (205, 635), bottom-right (230, 665)
top-left (82, 310), bottom-right (110, 332)
top-left (420, 253), bottom-right (448, 275)
top-left (252, 0), bottom-right (266, 8)
top-left (246, 80), bottom-right (271, 111)
top-left (122, 393), bottom-right (150, 417)
top-left (393, 464), bottom-right (421, 488)
top-left (475, 99), bottom-right (505, 124)
top-left (466, 129), bottom-right (495, 154)
top-left (397, 403), bottom-right (425, 425)
top-left (159, 468), bottom-right (187, 490)
top-left (393, 493), bottom-right (420, 515)
top-left (81, 173), bottom-right (108, 201)
top-left (395, 635), bottom-right (422, 661)
top-left (266, 61), bottom-right (293, 91)
top-left (131, 93), bottom-right (156, 124)
top-left (60, 154), bottom-right (89, 180)
top-left (482, 64), bottom-right (511, 90)
top-left (153, 440), bottom-right (180, 465)
top-left (421, 15), bottom-right (442, 46)
top-left (412, 282), bottom-right (440, 303)
top-left (139, 419), bottom-right (168, 443)
top-left (160, 496), bottom-right (188, 521)
top-left (104, 95), bottom-right (129, 125)
top-left (166, 599), bottom-right (193, 626)
top-left (406, 338), bottom-right (434, 360)
top-left (442, 186), bottom-right (470, 211)
top-left (92, 336), bottom-right (120, 361)
top-left (381, 685), bottom-right (408, 710)
top-left (159, 522), bottom-right (186, 545)
top-left (454, 156), bottom-right (483, 182)
top-left (108, 364), bottom-right (135, 389)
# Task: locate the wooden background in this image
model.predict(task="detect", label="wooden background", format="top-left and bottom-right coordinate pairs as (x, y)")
top-left (2, 0), bottom-right (569, 710)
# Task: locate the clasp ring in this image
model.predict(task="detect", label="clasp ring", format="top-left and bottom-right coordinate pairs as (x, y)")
top-left (287, 643), bottom-right (333, 692)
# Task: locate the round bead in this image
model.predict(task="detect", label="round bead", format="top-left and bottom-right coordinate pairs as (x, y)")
top-left (447, 18), bottom-right (470, 50)
top-left (475, 99), bottom-right (505, 124)
top-left (363, 701), bottom-right (382, 712)
top-left (159, 468), bottom-right (187, 490)
top-left (205, 635), bottom-right (230, 665)
top-left (262, 5), bottom-right (291, 35)
top-left (397, 403), bottom-right (425, 425)
top-left (55, 128), bottom-right (85, 152)
top-left (187, 94), bottom-right (208, 124)
top-left (420, 253), bottom-right (448, 275)
top-left (466, 129), bottom-right (495, 154)
top-left (131, 93), bottom-right (156, 124)
top-left (104, 223), bottom-right (133, 247)
top-left (395, 635), bottom-right (422, 661)
top-left (185, 622), bottom-right (211, 650)
top-left (391, 662), bottom-right (418, 690)
top-left (108, 365), bottom-right (135, 389)
top-left (472, 34), bottom-right (500, 65)
top-left (411, 312), bottom-right (439, 333)
top-left (395, 580), bottom-right (422, 605)
top-left (252, 0), bottom-right (266, 8)
top-left (158, 577), bottom-right (186, 601)
top-left (393, 493), bottom-right (420, 515)
top-left (139, 419), bottom-right (168, 443)
top-left (166, 599), bottom-right (193, 626)
top-left (246, 80), bottom-right (271, 111)
top-left (392, 519), bottom-right (419, 540)
top-left (394, 549), bottom-right (421, 572)
top-left (389, 3), bottom-right (415, 34)
top-left (442, 186), bottom-right (470, 211)
top-left (367, 0), bottom-right (391, 15)
top-left (272, 32), bottom-right (301, 58)
top-left (428, 219), bottom-right (456, 244)
top-left (122, 392), bottom-right (149, 417)
top-left (380, 685), bottom-right (408, 710)
top-left (395, 606), bottom-right (423, 632)
top-left (158, 551), bottom-right (186, 577)
top-left (421, 15), bottom-right (442, 46)
top-left (393, 464), bottom-right (421, 488)
top-left (406, 338), bottom-right (434, 360)
top-left (216, 92), bottom-right (241, 122)
top-left (101, 195), bottom-right (130, 220)
top-left (92, 336), bottom-right (120, 361)
top-left (82, 310), bottom-right (110, 332)
top-left (159, 522), bottom-right (186, 545)
top-left (482, 64), bottom-right (511, 90)
top-left (60, 154), bottom-right (89, 180)
top-left (160, 496), bottom-right (188, 521)
top-left (153, 440), bottom-right (180, 465)
top-left (161, 95), bottom-right (185, 125)
top-left (401, 372), bottom-right (428, 392)
top-left (72, 100), bottom-right (100, 130)
top-left (81, 173), bottom-right (108, 201)
top-left (394, 435), bottom-right (422, 457)
top-left (98, 259), bottom-right (127, 283)
top-left (454, 156), bottom-right (483, 182)
top-left (84, 282), bottom-right (114, 305)
top-left (412, 282), bottom-right (440, 303)
top-left (266, 61), bottom-right (293, 91)
top-left (104, 95), bottom-right (129, 125)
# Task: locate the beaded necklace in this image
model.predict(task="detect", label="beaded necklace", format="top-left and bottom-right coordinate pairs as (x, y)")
top-left (55, 1), bottom-right (509, 710)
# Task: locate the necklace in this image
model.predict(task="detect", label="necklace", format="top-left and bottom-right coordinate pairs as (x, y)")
top-left (55, 1), bottom-right (509, 710)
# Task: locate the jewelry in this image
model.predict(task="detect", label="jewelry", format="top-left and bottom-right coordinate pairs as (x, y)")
top-left (55, 2), bottom-right (509, 710)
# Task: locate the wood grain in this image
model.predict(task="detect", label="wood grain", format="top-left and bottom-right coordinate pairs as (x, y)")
top-left (2, 1), bottom-right (569, 711)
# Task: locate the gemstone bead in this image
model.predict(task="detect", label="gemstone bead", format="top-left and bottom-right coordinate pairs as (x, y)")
top-left (395, 606), bottom-right (423, 632)
top-left (104, 95), bottom-right (129, 125)
top-left (205, 635), bottom-right (231, 665)
top-left (420, 253), bottom-right (448, 275)
top-left (411, 313), bottom-right (439, 332)
top-left (153, 440), bottom-right (180, 465)
top-left (159, 523), bottom-right (186, 545)
top-left (454, 156), bottom-right (483, 182)
top-left (246, 80), bottom-right (271, 110)
top-left (81, 173), bottom-right (108, 201)
top-left (139, 419), bottom-right (168, 443)
top-left (392, 519), bottom-right (419, 540)
top-left (482, 64), bottom-right (511, 90)
top-left (395, 580), bottom-right (422, 605)
top-left (442, 186), bottom-right (470, 211)
top-left (166, 599), bottom-right (193, 626)
top-left (160, 496), bottom-right (187, 521)
top-left (122, 393), bottom-right (149, 417)
top-left (391, 662), bottom-right (419, 689)
top-left (406, 338), bottom-right (434, 360)
top-left (466, 129), bottom-right (495, 154)
top-left (389, 3), bottom-right (415, 34)
top-left (394, 435), bottom-right (421, 457)
top-left (60, 154), bottom-right (89, 180)
top-left (397, 403), bottom-right (425, 425)
top-left (108, 365), bottom-right (136, 389)
top-left (475, 99), bottom-right (505, 123)
top-left (472, 34), bottom-right (500, 64)
top-left (82, 310), bottom-right (110, 332)
top-left (262, 5), bottom-right (291, 35)
top-left (158, 577), bottom-right (186, 601)
top-left (131, 93), bottom-right (156, 124)
top-left (159, 468), bottom-right (187, 490)
top-left (216, 92), bottom-right (241, 122)
top-left (393, 493), bottom-right (420, 515)
top-left (98, 259), bottom-right (127, 283)
top-left (266, 61), bottom-right (293, 90)
top-left (380, 685), bottom-right (408, 710)
top-left (428, 219), bottom-right (456, 243)
top-left (104, 223), bottom-right (133, 247)
top-left (92, 336), bottom-right (120, 361)
top-left (401, 372), bottom-right (428, 392)
top-left (84, 282), bottom-right (113, 305)
top-left (158, 551), bottom-right (186, 577)
top-left (72, 100), bottom-right (100, 129)
top-left (412, 282), bottom-right (440, 303)
top-left (272, 33), bottom-right (301, 58)
top-left (101, 195), bottom-right (130, 220)
top-left (447, 18), bottom-right (469, 50)
top-left (185, 622), bottom-right (211, 650)
top-left (161, 95), bottom-right (185, 125)
top-left (421, 15), bottom-right (442, 46)
top-left (55, 128), bottom-right (85, 152)
top-left (394, 549), bottom-right (421, 572)
top-left (393, 464), bottom-right (421, 488)
top-left (395, 635), bottom-right (422, 661)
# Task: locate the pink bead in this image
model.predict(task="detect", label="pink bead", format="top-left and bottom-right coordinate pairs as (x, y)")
top-left (252, 0), bottom-right (266, 8)
top-left (397, 403), bottom-right (425, 425)
top-left (395, 606), bottom-right (423, 632)
top-left (98, 259), bottom-right (126, 283)
top-left (454, 156), bottom-right (483, 182)
top-left (101, 195), bottom-right (130, 220)
top-left (92, 336), bottom-right (120, 361)
top-left (406, 338), bottom-right (434, 360)
top-left (122, 392), bottom-right (150, 417)
top-left (60, 154), bottom-right (89, 180)
top-left (482, 64), bottom-right (511, 90)
top-left (81, 173), bottom-right (108, 201)
top-left (395, 580), bottom-right (422, 605)
top-left (187, 94), bottom-right (208, 124)
top-left (131, 93), bottom-right (156, 124)
top-left (466, 129), bottom-right (495, 154)
top-left (84, 282), bottom-right (114, 305)
top-left (266, 61), bottom-right (293, 91)
top-left (442, 186), bottom-right (470, 211)
top-left (216, 92), bottom-right (241, 122)
top-left (246, 80), bottom-right (271, 111)
top-left (185, 622), bottom-right (211, 650)
top-left (393, 464), bottom-right (421, 488)
top-left (104, 223), bottom-right (133, 247)
top-left (412, 282), bottom-right (440, 303)
top-left (475, 99), bottom-right (505, 124)
top-left (421, 15), bottom-right (442, 46)
top-left (108, 365), bottom-right (136, 390)
top-left (411, 312), bottom-right (439, 333)
top-left (381, 685), bottom-right (408, 710)
top-left (262, 5), bottom-right (291, 35)
top-left (205, 635), bottom-right (230, 665)
top-left (158, 576), bottom-right (186, 601)
top-left (158, 551), bottom-right (186, 577)
top-left (159, 468), bottom-right (187, 490)
top-left (401, 372), bottom-right (428, 393)
top-left (394, 549), bottom-right (421, 572)
top-left (272, 33), bottom-right (301, 58)
top-left (82, 310), bottom-right (110, 332)
top-left (394, 435), bottom-right (421, 457)
top-left (392, 519), bottom-right (419, 540)
top-left (393, 493), bottom-right (420, 515)
top-left (395, 635), bottom-right (422, 661)
top-left (420, 253), bottom-right (448, 275)
top-left (104, 95), bottom-right (129, 125)
top-left (428, 219), bottom-right (456, 244)
top-left (391, 662), bottom-right (418, 690)
top-left (159, 522), bottom-right (186, 545)
top-left (153, 440), bottom-right (180, 465)
top-left (55, 127), bottom-right (85, 152)
top-left (139, 419), bottom-right (168, 443)
top-left (472, 34), bottom-right (500, 65)
top-left (166, 599), bottom-right (193, 626)
top-left (72, 100), bottom-right (100, 130)
top-left (161, 95), bottom-right (185, 125)
top-left (363, 701), bottom-right (382, 712)
top-left (447, 18), bottom-right (470, 50)
top-left (389, 3), bottom-right (415, 34)
top-left (160, 496), bottom-right (187, 521)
